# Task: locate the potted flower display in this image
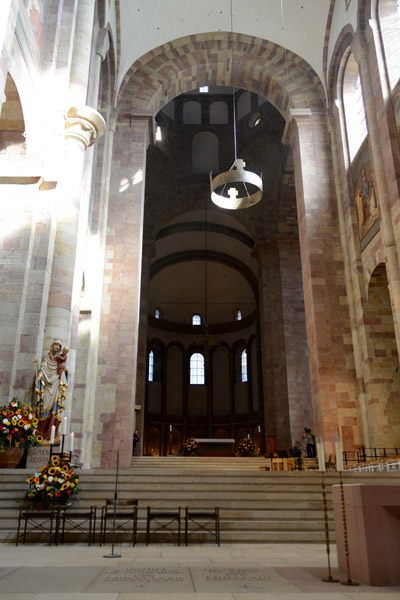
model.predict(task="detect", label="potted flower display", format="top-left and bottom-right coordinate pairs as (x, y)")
top-left (181, 437), bottom-right (199, 456)
top-left (0, 398), bottom-right (43, 468)
top-left (25, 454), bottom-right (80, 510)
top-left (237, 437), bottom-right (255, 457)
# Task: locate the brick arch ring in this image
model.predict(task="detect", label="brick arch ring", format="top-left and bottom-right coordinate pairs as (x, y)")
top-left (117, 32), bottom-right (326, 122)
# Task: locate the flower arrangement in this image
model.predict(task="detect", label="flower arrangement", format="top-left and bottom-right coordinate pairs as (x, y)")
top-left (0, 398), bottom-right (43, 450)
top-left (25, 455), bottom-right (80, 510)
top-left (237, 437), bottom-right (255, 457)
top-left (181, 437), bottom-right (199, 456)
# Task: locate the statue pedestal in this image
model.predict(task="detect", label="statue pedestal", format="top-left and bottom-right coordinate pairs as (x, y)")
top-left (26, 446), bottom-right (51, 470)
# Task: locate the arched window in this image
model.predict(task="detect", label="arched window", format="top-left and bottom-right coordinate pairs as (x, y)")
top-left (241, 349), bottom-right (248, 382)
top-left (192, 314), bottom-right (202, 325)
top-left (342, 55), bottom-right (368, 160)
top-left (190, 352), bottom-right (205, 385)
top-left (183, 101), bottom-right (201, 124)
top-left (154, 307), bottom-right (162, 319)
top-left (148, 350), bottom-right (154, 382)
top-left (234, 309), bottom-right (242, 321)
top-left (148, 345), bottom-right (162, 382)
top-left (209, 101), bottom-right (228, 124)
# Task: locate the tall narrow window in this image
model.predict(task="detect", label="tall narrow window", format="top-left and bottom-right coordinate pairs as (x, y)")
top-left (241, 349), bottom-right (248, 382)
top-left (192, 314), bottom-right (202, 325)
top-left (148, 350), bottom-right (154, 382)
top-left (234, 309), bottom-right (242, 321)
top-left (343, 55), bottom-right (368, 160)
top-left (190, 352), bottom-right (205, 385)
top-left (154, 307), bottom-right (162, 319)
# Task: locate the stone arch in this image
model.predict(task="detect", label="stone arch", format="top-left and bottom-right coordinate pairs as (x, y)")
top-left (327, 25), bottom-right (355, 107)
top-left (117, 32), bottom-right (326, 122)
top-left (365, 263), bottom-right (400, 447)
top-left (149, 250), bottom-right (258, 298)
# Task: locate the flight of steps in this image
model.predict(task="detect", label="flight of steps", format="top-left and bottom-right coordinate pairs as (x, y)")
top-left (1, 457), bottom-right (399, 544)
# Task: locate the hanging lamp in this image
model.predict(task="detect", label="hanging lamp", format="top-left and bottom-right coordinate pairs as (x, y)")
top-left (210, 0), bottom-right (263, 210)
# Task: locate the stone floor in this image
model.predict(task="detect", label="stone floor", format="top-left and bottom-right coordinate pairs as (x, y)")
top-left (0, 543), bottom-right (399, 599)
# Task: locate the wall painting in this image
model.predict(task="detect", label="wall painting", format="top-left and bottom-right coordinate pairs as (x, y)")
top-left (392, 78), bottom-right (400, 154)
top-left (351, 139), bottom-right (380, 251)
top-left (17, 0), bottom-right (47, 71)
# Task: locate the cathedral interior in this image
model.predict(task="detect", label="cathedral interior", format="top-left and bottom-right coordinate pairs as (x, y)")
top-left (1, 0), bottom-right (400, 470)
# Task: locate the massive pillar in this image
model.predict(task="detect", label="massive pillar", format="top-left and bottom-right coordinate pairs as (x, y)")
top-left (284, 109), bottom-right (363, 456)
top-left (95, 114), bottom-right (153, 468)
top-left (134, 240), bottom-right (155, 456)
top-left (254, 236), bottom-right (312, 450)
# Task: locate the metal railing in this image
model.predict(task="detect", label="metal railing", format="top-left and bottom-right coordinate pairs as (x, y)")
top-left (343, 447), bottom-right (399, 465)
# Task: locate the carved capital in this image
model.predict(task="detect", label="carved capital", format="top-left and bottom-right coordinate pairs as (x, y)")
top-left (65, 106), bottom-right (106, 149)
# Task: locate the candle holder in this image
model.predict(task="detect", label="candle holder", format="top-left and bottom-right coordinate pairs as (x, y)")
top-left (320, 471), bottom-right (339, 582)
top-left (339, 472), bottom-right (359, 586)
top-left (50, 432), bottom-right (73, 463)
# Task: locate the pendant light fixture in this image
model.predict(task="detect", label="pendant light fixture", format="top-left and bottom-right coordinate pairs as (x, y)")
top-left (210, 0), bottom-right (263, 210)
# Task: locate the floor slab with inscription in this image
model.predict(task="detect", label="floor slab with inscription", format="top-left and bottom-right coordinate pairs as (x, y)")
top-left (191, 566), bottom-right (299, 593)
top-left (87, 566), bottom-right (194, 593)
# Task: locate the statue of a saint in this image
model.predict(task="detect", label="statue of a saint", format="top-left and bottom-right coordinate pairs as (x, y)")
top-left (35, 339), bottom-right (69, 441)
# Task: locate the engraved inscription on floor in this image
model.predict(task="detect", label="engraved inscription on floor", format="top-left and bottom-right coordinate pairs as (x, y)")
top-left (88, 566), bottom-right (193, 593)
top-left (0, 565), bottom-right (301, 594)
top-left (191, 567), bottom-right (300, 593)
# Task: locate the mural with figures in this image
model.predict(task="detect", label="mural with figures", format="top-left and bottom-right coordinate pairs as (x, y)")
top-left (18, 0), bottom-right (47, 70)
top-left (351, 140), bottom-right (379, 250)
top-left (392, 79), bottom-right (400, 154)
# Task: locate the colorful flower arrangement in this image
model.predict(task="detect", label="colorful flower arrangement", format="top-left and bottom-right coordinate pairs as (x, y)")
top-left (25, 455), bottom-right (80, 510)
top-left (237, 437), bottom-right (255, 457)
top-left (181, 437), bottom-right (199, 456)
top-left (0, 398), bottom-right (43, 450)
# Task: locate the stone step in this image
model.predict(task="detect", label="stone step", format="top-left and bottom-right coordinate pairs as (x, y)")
top-left (0, 465), bottom-right (398, 544)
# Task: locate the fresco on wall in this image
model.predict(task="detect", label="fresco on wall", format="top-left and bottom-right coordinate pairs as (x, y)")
top-left (351, 139), bottom-right (379, 250)
top-left (392, 79), bottom-right (400, 154)
top-left (17, 0), bottom-right (47, 70)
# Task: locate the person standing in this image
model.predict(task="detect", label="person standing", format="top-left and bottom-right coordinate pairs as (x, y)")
top-left (132, 430), bottom-right (140, 455)
top-left (303, 427), bottom-right (314, 458)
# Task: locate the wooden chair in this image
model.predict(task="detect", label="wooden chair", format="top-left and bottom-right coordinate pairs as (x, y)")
top-left (16, 507), bottom-right (60, 546)
top-left (146, 506), bottom-right (181, 545)
top-left (184, 507), bottom-right (220, 546)
top-left (100, 499), bottom-right (138, 546)
top-left (60, 506), bottom-right (97, 545)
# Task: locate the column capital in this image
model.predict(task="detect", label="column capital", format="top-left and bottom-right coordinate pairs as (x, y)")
top-left (129, 111), bottom-right (155, 146)
top-left (282, 108), bottom-right (312, 146)
top-left (96, 27), bottom-right (110, 61)
top-left (65, 106), bottom-right (106, 149)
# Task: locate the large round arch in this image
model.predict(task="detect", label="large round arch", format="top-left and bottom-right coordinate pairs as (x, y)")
top-left (117, 32), bottom-right (326, 120)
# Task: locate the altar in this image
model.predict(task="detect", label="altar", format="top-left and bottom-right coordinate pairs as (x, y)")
top-left (194, 438), bottom-right (235, 457)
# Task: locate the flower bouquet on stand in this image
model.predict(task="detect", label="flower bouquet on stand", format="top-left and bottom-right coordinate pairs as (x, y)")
top-left (181, 437), bottom-right (199, 456)
top-left (0, 399), bottom-right (43, 468)
top-left (25, 454), bottom-right (80, 510)
top-left (237, 437), bottom-right (255, 457)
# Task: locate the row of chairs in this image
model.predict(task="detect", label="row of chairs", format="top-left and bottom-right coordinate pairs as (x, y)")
top-left (16, 500), bottom-right (220, 547)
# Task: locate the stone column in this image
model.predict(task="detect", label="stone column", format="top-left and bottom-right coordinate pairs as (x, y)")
top-left (253, 239), bottom-right (289, 449)
top-left (254, 236), bottom-right (312, 450)
top-left (353, 30), bottom-right (400, 360)
top-left (327, 110), bottom-right (369, 449)
top-left (283, 109), bottom-right (362, 456)
top-left (134, 240), bottom-right (155, 456)
top-left (95, 114), bottom-right (153, 469)
top-left (45, 106), bottom-right (105, 345)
